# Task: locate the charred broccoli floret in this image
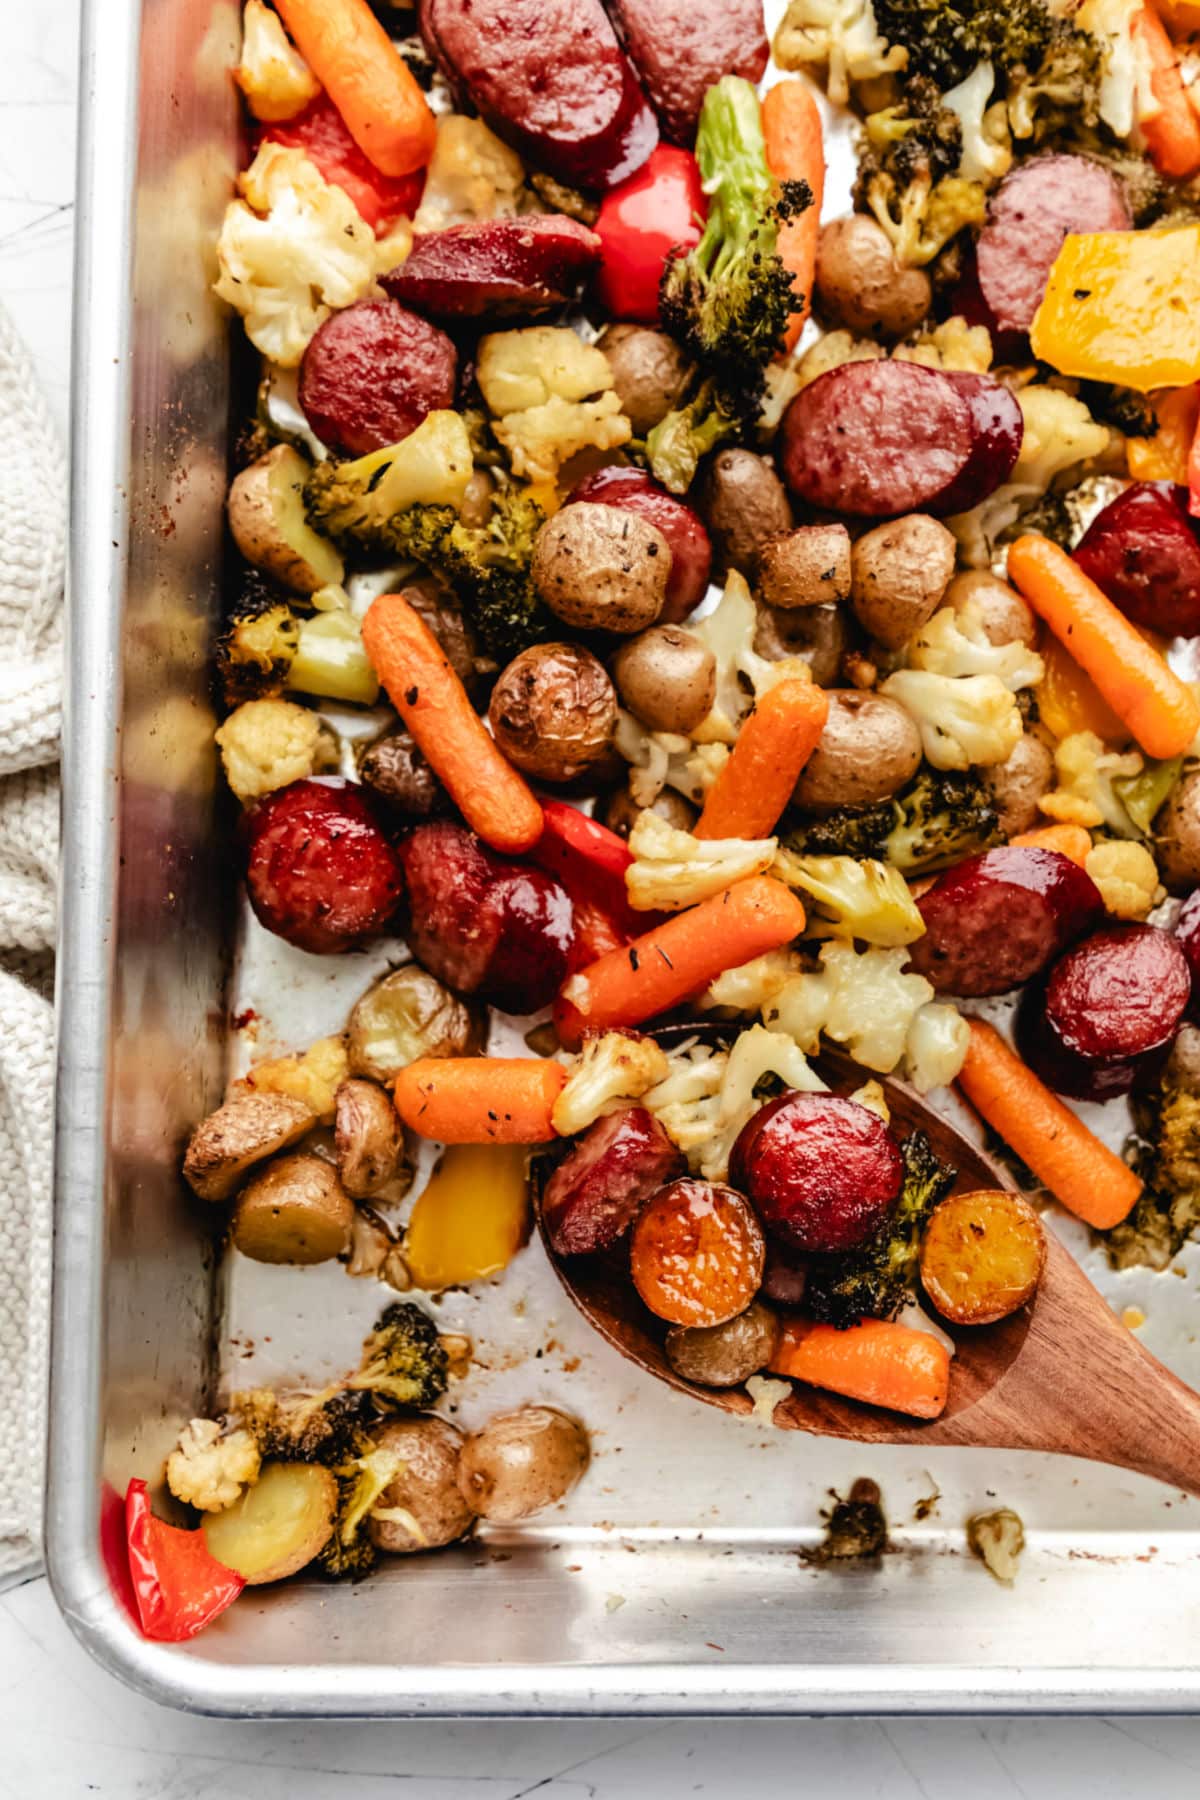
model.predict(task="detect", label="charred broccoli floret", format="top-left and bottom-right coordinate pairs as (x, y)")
top-left (1107, 1038), bottom-right (1200, 1269)
top-left (433, 489), bottom-right (553, 661)
top-left (1005, 25), bottom-right (1103, 144)
top-left (871, 0), bottom-right (1096, 93)
top-left (854, 79), bottom-right (985, 267)
top-left (787, 769), bottom-right (1000, 874)
top-left (317, 1440), bottom-right (408, 1581)
top-left (344, 1301), bottom-right (449, 1410)
top-left (215, 573), bottom-right (300, 708)
top-left (786, 798), bottom-right (894, 862)
top-left (805, 1130), bottom-right (957, 1328)
top-left (232, 1384), bottom-right (376, 1467)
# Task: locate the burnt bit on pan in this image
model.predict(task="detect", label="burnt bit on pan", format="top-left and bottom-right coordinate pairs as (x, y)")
top-left (802, 1478), bottom-right (889, 1563)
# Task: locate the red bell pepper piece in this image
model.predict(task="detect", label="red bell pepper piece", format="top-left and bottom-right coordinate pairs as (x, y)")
top-left (124, 1479), bottom-right (244, 1643)
top-left (531, 802), bottom-right (666, 964)
top-left (595, 145), bottom-right (705, 324)
top-left (1189, 402), bottom-right (1200, 521)
top-left (263, 96), bottom-right (424, 233)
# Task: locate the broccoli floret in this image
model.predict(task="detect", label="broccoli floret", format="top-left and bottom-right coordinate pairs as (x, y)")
top-left (304, 449), bottom-right (459, 556)
top-left (232, 1384), bottom-right (376, 1467)
top-left (1107, 1069), bottom-right (1200, 1269)
top-left (862, 75), bottom-right (963, 187)
top-left (785, 798), bottom-right (894, 861)
top-left (1006, 26), bottom-right (1103, 144)
top-left (644, 378), bottom-right (742, 495)
top-left (885, 768), bottom-right (1002, 874)
top-left (872, 0), bottom-right (1085, 90)
top-left (344, 1301), bottom-right (449, 1411)
top-left (317, 1441), bottom-right (408, 1581)
top-left (215, 573), bottom-right (301, 708)
top-left (434, 489), bottom-right (553, 661)
top-left (805, 1130), bottom-right (957, 1327)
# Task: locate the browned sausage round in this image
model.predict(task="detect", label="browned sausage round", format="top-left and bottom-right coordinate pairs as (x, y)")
top-left (607, 0), bottom-right (768, 144)
top-left (908, 847), bottom-right (1105, 998)
top-left (382, 217), bottom-right (602, 319)
top-left (975, 155), bottom-right (1130, 336)
top-left (542, 1106), bottom-right (686, 1255)
top-left (243, 779), bottom-right (404, 954)
top-left (298, 300), bottom-right (458, 456)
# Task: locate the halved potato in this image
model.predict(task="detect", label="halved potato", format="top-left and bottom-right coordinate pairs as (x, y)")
top-left (202, 1461), bottom-right (336, 1584)
top-left (183, 1092), bottom-right (315, 1202)
top-left (920, 1189), bottom-right (1046, 1327)
top-left (367, 1417), bottom-right (474, 1555)
top-left (227, 444), bottom-right (344, 594)
top-left (231, 1152), bottom-right (354, 1264)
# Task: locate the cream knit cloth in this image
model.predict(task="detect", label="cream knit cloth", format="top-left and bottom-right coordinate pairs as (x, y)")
top-left (0, 300), bottom-right (63, 1582)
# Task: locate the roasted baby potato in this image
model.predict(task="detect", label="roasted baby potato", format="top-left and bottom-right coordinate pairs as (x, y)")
top-left (814, 215), bottom-right (933, 341)
top-left (202, 1461), bottom-right (337, 1585)
top-left (985, 732), bottom-right (1055, 838)
top-left (612, 625), bottom-right (717, 735)
top-left (334, 1078), bottom-right (405, 1199)
top-left (850, 515), bottom-right (957, 650)
top-left (630, 1178), bottom-right (765, 1328)
top-left (754, 601), bottom-right (849, 688)
top-left (597, 323), bottom-right (690, 435)
top-left (700, 449), bottom-right (793, 578)
top-left (757, 525), bottom-right (852, 610)
top-left (945, 569), bottom-right (1038, 649)
top-left (231, 1153), bottom-right (355, 1264)
top-left (665, 1301), bottom-right (780, 1388)
top-left (183, 1092), bottom-right (316, 1202)
top-left (532, 503), bottom-right (670, 633)
top-left (920, 1189), bottom-right (1046, 1326)
top-left (347, 966), bottom-right (486, 1084)
top-left (603, 781), bottom-right (697, 838)
top-left (458, 1406), bottom-right (590, 1523)
top-left (793, 690), bottom-right (922, 813)
top-left (367, 1417), bottom-right (475, 1554)
top-left (488, 642), bottom-right (618, 782)
top-left (358, 725), bottom-right (447, 820)
top-left (227, 445), bottom-right (344, 595)
top-left (1155, 769), bottom-right (1200, 894)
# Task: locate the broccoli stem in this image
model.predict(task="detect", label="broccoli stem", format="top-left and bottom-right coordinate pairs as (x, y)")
top-left (693, 77), bottom-right (779, 284)
top-left (645, 379), bottom-right (740, 494)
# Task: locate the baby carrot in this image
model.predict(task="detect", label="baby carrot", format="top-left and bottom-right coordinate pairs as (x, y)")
top-left (695, 679), bottom-right (829, 840)
top-left (956, 1019), bottom-right (1142, 1231)
top-left (770, 1318), bottom-right (950, 1420)
top-left (1133, 6), bottom-right (1200, 179)
top-left (761, 80), bottom-right (825, 352)
top-left (274, 0), bottom-right (436, 177)
top-left (1009, 822), bottom-right (1093, 867)
top-left (362, 593), bottom-right (544, 855)
top-left (1007, 535), bottom-right (1200, 760)
top-left (394, 1058), bottom-right (566, 1144)
top-left (554, 876), bottom-right (807, 1050)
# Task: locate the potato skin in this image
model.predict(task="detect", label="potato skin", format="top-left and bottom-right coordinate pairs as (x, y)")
top-left (488, 642), bottom-right (618, 782)
top-left (945, 569), bottom-right (1038, 648)
top-left (201, 1461), bottom-right (337, 1585)
top-left (984, 732), bottom-right (1054, 838)
top-left (334, 1078), bottom-right (404, 1198)
top-left (458, 1406), bottom-right (590, 1522)
top-left (227, 445), bottom-right (343, 595)
top-left (665, 1300), bottom-right (779, 1388)
top-left (754, 601), bottom-right (848, 688)
top-left (532, 503), bottom-right (671, 633)
top-left (231, 1152), bottom-right (354, 1264)
top-left (367, 1417), bottom-right (475, 1554)
top-left (358, 726), bottom-right (447, 821)
top-left (700, 449), bottom-right (793, 578)
top-left (347, 965), bottom-right (486, 1084)
top-left (850, 515), bottom-right (957, 650)
top-left (1155, 770), bottom-right (1200, 893)
top-left (758, 525), bottom-right (852, 609)
top-left (183, 1092), bottom-right (315, 1202)
top-left (603, 782), bottom-right (697, 838)
top-left (598, 324), bottom-right (689, 435)
top-left (920, 1189), bottom-right (1045, 1326)
top-left (403, 579), bottom-right (489, 698)
top-left (793, 690), bottom-right (922, 813)
top-left (612, 625), bottom-right (717, 734)
top-left (815, 215), bottom-right (933, 340)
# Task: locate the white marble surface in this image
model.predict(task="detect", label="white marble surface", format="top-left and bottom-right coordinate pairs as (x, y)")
top-left (7, 0), bottom-right (1200, 1791)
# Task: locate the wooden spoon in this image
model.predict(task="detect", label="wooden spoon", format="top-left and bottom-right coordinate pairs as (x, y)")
top-left (539, 1053), bottom-right (1200, 1498)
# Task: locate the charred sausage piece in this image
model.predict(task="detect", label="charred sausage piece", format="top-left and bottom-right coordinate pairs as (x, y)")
top-left (975, 155), bottom-right (1130, 337)
top-left (780, 361), bottom-right (1023, 519)
top-left (1018, 924), bottom-right (1192, 1101)
top-left (542, 1105), bottom-right (685, 1254)
top-left (298, 300), bottom-right (458, 456)
top-left (382, 216), bottom-right (603, 320)
top-left (1073, 482), bottom-right (1200, 639)
top-left (244, 779), bottom-right (404, 954)
top-left (567, 466), bottom-right (713, 622)
top-left (729, 1092), bottom-right (903, 1256)
top-left (420, 0), bottom-right (658, 191)
top-left (607, 0), bottom-right (768, 144)
top-left (908, 847), bottom-right (1105, 998)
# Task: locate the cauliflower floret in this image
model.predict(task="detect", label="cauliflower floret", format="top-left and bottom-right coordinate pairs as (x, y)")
top-left (773, 0), bottom-right (907, 106)
top-left (879, 670), bottom-right (1023, 772)
top-left (903, 1002), bottom-right (970, 1093)
top-left (166, 1418), bottom-right (261, 1513)
top-left (850, 1079), bottom-right (890, 1123)
top-left (626, 811), bottom-right (777, 912)
top-left (214, 144), bottom-right (378, 365)
top-left (893, 316), bottom-right (993, 375)
top-left (700, 950), bottom-right (807, 1015)
top-left (1078, 0), bottom-right (1156, 139)
top-left (234, 0), bottom-right (321, 123)
top-left (1085, 839), bottom-right (1164, 919)
top-left (235, 1034), bottom-right (350, 1124)
top-left (766, 942), bottom-right (935, 1073)
top-left (689, 572), bottom-right (811, 745)
top-left (413, 114), bottom-right (526, 232)
top-left (550, 1032), bottom-right (670, 1137)
top-left (906, 602), bottom-right (1045, 692)
top-left (1012, 387), bottom-right (1111, 494)
top-left (214, 697), bottom-right (334, 804)
top-left (476, 327), bottom-right (631, 483)
top-left (797, 329), bottom-right (885, 390)
top-left (614, 713), bottom-right (730, 808)
top-left (642, 1029), bottom-right (826, 1181)
top-left (773, 851), bottom-right (926, 947)
top-left (941, 62), bottom-right (1013, 186)
top-left (1039, 731), bottom-right (1143, 835)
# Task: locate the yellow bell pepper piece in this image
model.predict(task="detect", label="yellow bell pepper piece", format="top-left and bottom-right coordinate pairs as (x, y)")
top-left (1037, 633), bottom-right (1130, 745)
top-left (1127, 383), bottom-right (1200, 483)
top-left (404, 1144), bottom-right (530, 1292)
top-left (1031, 225), bottom-right (1200, 393)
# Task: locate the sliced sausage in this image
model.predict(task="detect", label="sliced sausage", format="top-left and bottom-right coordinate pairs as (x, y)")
top-left (607, 0), bottom-right (768, 144)
top-left (908, 847), bottom-right (1105, 998)
top-left (1018, 924), bottom-right (1192, 1101)
top-left (298, 300), bottom-right (457, 456)
top-left (779, 361), bottom-right (1022, 519)
top-left (382, 216), bottom-right (602, 320)
top-left (567, 466), bottom-right (713, 622)
top-left (542, 1105), bottom-right (685, 1255)
top-left (975, 155), bottom-right (1131, 337)
top-left (1073, 482), bottom-right (1200, 639)
top-left (729, 1092), bottom-right (903, 1255)
top-left (420, 0), bottom-right (658, 191)
top-left (243, 779), bottom-right (404, 955)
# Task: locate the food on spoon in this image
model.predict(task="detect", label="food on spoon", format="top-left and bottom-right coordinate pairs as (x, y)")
top-left (227, 445), bottom-right (345, 594)
top-left (606, 0), bottom-right (768, 143)
top-left (183, 1092), bottom-right (316, 1203)
top-left (243, 778), bottom-right (404, 953)
top-left (814, 214), bottom-right (933, 341)
top-left (202, 1461), bottom-right (338, 1585)
top-left (699, 449), bottom-right (793, 579)
top-left (298, 300), bottom-right (457, 456)
top-left (664, 1301), bottom-right (780, 1389)
top-left (594, 145), bottom-right (706, 323)
top-left (695, 679), bottom-right (829, 841)
top-left (334, 1078), bottom-right (405, 1199)
top-left (757, 525), bottom-right (851, 612)
top-left (231, 1153), bottom-right (356, 1264)
top-left (567, 467), bottom-right (712, 625)
top-left (1072, 482), bottom-right (1200, 639)
top-left (595, 325), bottom-right (691, 435)
top-left (531, 504), bottom-right (671, 635)
top-left (366, 1418), bottom-right (474, 1553)
top-left (348, 965), bottom-right (485, 1085)
top-left (920, 1189), bottom-right (1046, 1327)
top-left (630, 1177), bottom-right (766, 1327)
top-left (908, 847), bottom-right (1105, 998)
top-left (488, 643), bottom-right (618, 784)
top-left (793, 691), bottom-right (923, 815)
top-left (769, 1316), bottom-right (951, 1421)
top-left (974, 154), bottom-right (1130, 338)
top-left (542, 1106), bottom-right (686, 1256)
top-left (395, 1056), bottom-right (566, 1143)
top-left (382, 215), bottom-right (602, 318)
top-left (730, 1092), bottom-right (903, 1256)
top-left (849, 514), bottom-right (957, 650)
top-left (457, 1406), bottom-right (590, 1522)
top-left (612, 626), bottom-right (717, 736)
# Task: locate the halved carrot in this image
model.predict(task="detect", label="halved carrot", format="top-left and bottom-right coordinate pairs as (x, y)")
top-left (770, 1317), bottom-right (950, 1420)
top-left (394, 1058), bottom-right (566, 1144)
top-left (553, 876), bottom-right (807, 1050)
top-left (1133, 6), bottom-right (1200, 179)
top-left (1007, 535), bottom-right (1200, 760)
top-left (274, 0), bottom-right (437, 177)
top-left (761, 80), bottom-right (825, 352)
top-left (956, 1019), bottom-right (1142, 1231)
top-left (1009, 822), bottom-right (1093, 867)
top-left (362, 593), bottom-right (544, 855)
top-left (695, 679), bottom-right (829, 840)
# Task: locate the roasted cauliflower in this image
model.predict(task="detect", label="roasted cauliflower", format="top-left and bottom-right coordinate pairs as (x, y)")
top-left (880, 669), bottom-right (1023, 771)
top-left (233, 0), bottom-right (321, 124)
top-left (476, 327), bottom-right (631, 483)
top-left (413, 114), bottom-right (526, 232)
top-left (550, 1032), bottom-right (671, 1137)
top-left (214, 697), bottom-right (335, 804)
top-left (625, 811), bottom-right (777, 912)
top-left (166, 1418), bottom-right (262, 1513)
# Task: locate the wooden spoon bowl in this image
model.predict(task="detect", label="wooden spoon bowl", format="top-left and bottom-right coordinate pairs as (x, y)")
top-left (539, 1054), bottom-right (1200, 1497)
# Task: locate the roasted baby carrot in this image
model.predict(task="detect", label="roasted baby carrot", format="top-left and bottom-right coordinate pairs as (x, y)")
top-left (761, 80), bottom-right (825, 351)
top-left (770, 1317), bottom-right (951, 1420)
top-left (1009, 822), bottom-right (1094, 867)
top-left (274, 0), bottom-right (437, 177)
top-left (554, 876), bottom-right (807, 1050)
top-left (956, 1019), bottom-right (1142, 1231)
top-left (1133, 6), bottom-right (1200, 179)
top-left (1006, 535), bottom-right (1200, 760)
top-left (362, 593), bottom-right (544, 854)
top-left (695, 679), bottom-right (829, 840)
top-left (394, 1058), bottom-right (566, 1144)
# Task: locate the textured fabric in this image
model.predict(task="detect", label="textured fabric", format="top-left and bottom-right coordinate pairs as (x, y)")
top-left (0, 298), bottom-right (64, 1581)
